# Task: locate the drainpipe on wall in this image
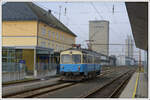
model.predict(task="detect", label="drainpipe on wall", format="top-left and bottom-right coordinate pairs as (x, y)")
top-left (34, 20), bottom-right (39, 78)
top-left (34, 47), bottom-right (37, 78)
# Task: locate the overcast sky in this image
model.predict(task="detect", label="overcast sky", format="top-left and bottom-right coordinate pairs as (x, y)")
top-left (34, 1), bottom-right (146, 61)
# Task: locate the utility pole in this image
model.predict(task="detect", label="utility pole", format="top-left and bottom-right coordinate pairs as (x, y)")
top-left (59, 5), bottom-right (62, 20)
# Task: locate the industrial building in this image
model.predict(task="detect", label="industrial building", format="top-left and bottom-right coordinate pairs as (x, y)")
top-left (89, 20), bottom-right (109, 56)
top-left (2, 2), bottom-right (76, 80)
top-left (116, 55), bottom-right (135, 66)
top-left (125, 35), bottom-right (134, 58)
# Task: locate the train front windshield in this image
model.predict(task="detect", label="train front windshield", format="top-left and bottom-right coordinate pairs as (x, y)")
top-left (61, 54), bottom-right (81, 64)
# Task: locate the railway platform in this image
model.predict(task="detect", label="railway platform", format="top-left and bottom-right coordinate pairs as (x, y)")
top-left (120, 71), bottom-right (148, 98)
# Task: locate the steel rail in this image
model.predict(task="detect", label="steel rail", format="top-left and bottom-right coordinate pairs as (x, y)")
top-left (79, 70), bottom-right (135, 98)
top-left (3, 79), bottom-right (40, 86)
top-left (3, 81), bottom-right (65, 98)
top-left (8, 82), bottom-right (76, 98)
top-left (109, 72), bottom-right (132, 98)
top-left (3, 67), bottom-right (131, 98)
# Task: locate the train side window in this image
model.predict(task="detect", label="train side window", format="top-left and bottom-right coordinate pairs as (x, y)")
top-left (88, 55), bottom-right (90, 63)
top-left (96, 56), bottom-right (99, 64)
top-left (94, 56), bottom-right (96, 64)
top-left (87, 55), bottom-right (89, 63)
top-left (83, 54), bottom-right (87, 63)
top-left (91, 56), bottom-right (93, 63)
top-left (90, 55), bottom-right (92, 63)
top-left (98, 57), bottom-right (101, 63)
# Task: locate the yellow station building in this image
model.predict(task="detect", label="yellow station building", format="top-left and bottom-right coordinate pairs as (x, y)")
top-left (2, 2), bottom-right (76, 77)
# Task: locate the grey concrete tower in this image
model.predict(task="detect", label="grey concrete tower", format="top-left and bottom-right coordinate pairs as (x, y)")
top-left (89, 20), bottom-right (109, 55)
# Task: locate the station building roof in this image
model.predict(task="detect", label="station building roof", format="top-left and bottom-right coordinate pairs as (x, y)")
top-left (2, 2), bottom-right (77, 37)
top-left (125, 2), bottom-right (148, 50)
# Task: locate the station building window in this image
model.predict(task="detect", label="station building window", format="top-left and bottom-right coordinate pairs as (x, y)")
top-left (48, 43), bottom-right (50, 48)
top-left (41, 41), bottom-right (46, 47)
top-left (56, 33), bottom-right (59, 40)
top-left (16, 49), bottom-right (23, 63)
top-left (48, 30), bottom-right (51, 37)
top-left (52, 42), bottom-right (54, 48)
top-left (62, 35), bottom-right (64, 41)
top-left (41, 27), bottom-right (46, 35)
top-left (2, 48), bottom-right (15, 63)
top-left (55, 45), bottom-right (57, 50)
top-left (60, 34), bottom-right (62, 40)
top-left (53, 32), bottom-right (55, 39)
top-left (2, 48), bottom-right (23, 72)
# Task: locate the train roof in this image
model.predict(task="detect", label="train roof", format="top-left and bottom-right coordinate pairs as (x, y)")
top-left (62, 48), bottom-right (102, 56)
top-left (61, 48), bottom-right (117, 60)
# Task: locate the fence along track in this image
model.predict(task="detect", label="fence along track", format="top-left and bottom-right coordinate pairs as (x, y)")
top-left (80, 70), bottom-right (134, 98)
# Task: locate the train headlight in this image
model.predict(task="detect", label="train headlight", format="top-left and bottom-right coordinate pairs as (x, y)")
top-left (78, 66), bottom-right (80, 70)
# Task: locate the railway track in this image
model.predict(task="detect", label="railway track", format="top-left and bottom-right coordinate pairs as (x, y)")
top-left (3, 67), bottom-right (134, 98)
top-left (3, 69), bottom-right (112, 88)
top-left (3, 82), bottom-right (77, 98)
top-left (3, 79), bottom-right (40, 87)
top-left (79, 70), bottom-right (134, 98)
top-left (3, 75), bottom-right (60, 87)
top-left (3, 66), bottom-right (121, 87)
top-left (3, 69), bottom-right (112, 98)
top-left (32, 69), bottom-right (130, 98)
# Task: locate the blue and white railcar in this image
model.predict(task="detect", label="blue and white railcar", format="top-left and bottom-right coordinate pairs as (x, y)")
top-left (60, 48), bottom-right (101, 81)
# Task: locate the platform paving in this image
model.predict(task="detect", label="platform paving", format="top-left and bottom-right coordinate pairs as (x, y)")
top-left (136, 72), bottom-right (148, 98)
top-left (120, 72), bottom-right (148, 98)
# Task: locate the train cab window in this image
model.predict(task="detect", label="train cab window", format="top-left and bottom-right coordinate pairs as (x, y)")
top-left (61, 54), bottom-right (72, 64)
top-left (72, 54), bottom-right (81, 64)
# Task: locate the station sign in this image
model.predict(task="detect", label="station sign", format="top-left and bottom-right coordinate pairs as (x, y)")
top-left (19, 60), bottom-right (25, 64)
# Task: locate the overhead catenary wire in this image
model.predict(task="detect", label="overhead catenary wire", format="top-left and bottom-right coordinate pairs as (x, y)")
top-left (90, 2), bottom-right (104, 20)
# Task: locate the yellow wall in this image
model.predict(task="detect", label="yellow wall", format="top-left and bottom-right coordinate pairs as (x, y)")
top-left (22, 49), bottom-right (34, 72)
top-left (37, 21), bottom-right (76, 51)
top-left (2, 21), bottom-right (37, 36)
top-left (2, 21), bottom-right (38, 46)
top-left (2, 37), bottom-right (37, 46)
top-left (2, 20), bottom-right (76, 48)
